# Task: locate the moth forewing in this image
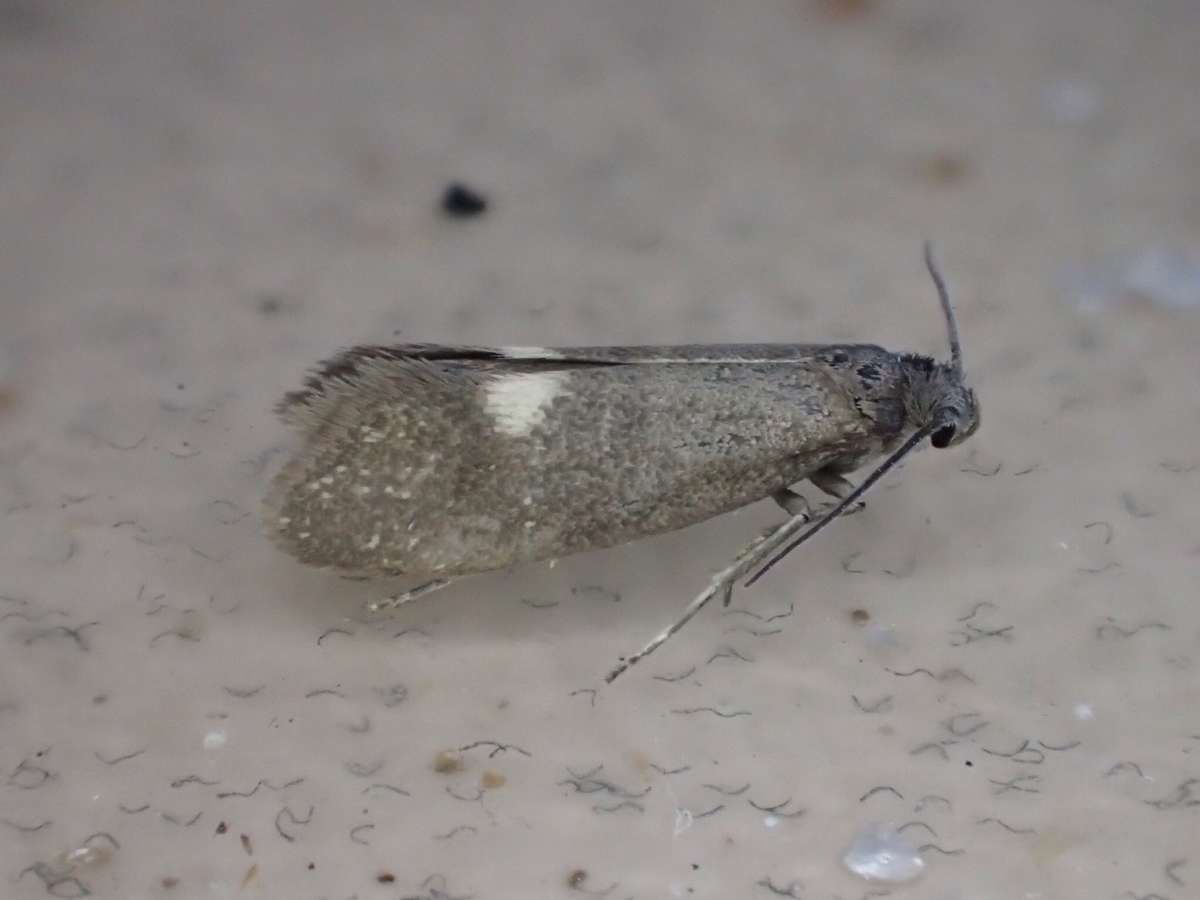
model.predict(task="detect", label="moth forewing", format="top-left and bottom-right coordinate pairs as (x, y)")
top-left (264, 351), bottom-right (882, 578)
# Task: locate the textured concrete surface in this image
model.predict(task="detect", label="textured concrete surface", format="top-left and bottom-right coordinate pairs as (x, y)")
top-left (3, 2), bottom-right (1199, 898)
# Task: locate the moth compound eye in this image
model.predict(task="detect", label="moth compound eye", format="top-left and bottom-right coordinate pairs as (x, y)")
top-left (931, 424), bottom-right (957, 448)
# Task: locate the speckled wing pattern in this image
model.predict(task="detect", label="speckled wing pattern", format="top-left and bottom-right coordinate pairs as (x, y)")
top-left (263, 344), bottom-right (879, 577)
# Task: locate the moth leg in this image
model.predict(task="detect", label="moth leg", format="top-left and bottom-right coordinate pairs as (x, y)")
top-left (771, 487), bottom-right (812, 518)
top-left (605, 509), bottom-right (814, 684)
top-left (809, 469), bottom-right (866, 515)
top-left (367, 578), bottom-right (454, 612)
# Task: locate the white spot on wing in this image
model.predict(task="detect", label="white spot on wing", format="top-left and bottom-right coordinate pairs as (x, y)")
top-left (499, 346), bottom-right (561, 359)
top-left (483, 372), bottom-right (567, 436)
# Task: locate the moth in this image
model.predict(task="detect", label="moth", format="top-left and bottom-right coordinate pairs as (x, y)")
top-left (264, 244), bottom-right (979, 681)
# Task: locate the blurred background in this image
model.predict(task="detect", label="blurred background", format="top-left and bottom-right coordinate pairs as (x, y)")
top-left (2, 2), bottom-right (1198, 898)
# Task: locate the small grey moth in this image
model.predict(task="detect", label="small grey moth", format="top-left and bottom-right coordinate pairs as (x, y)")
top-left (264, 244), bottom-right (979, 681)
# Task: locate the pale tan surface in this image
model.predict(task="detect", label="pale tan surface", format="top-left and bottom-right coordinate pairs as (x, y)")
top-left (3, 2), bottom-right (1199, 898)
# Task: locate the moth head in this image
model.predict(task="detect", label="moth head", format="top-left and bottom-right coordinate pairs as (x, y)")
top-left (930, 383), bottom-right (980, 448)
top-left (920, 241), bottom-right (979, 450)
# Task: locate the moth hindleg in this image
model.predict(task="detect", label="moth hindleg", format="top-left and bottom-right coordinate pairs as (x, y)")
top-left (367, 578), bottom-right (456, 612)
top-left (809, 469), bottom-right (866, 515)
top-left (771, 487), bottom-right (812, 518)
top-left (605, 505), bottom-right (817, 683)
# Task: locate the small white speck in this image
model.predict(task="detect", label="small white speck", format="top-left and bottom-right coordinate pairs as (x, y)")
top-left (523, 496), bottom-right (533, 506)
top-left (1073, 703), bottom-right (1095, 720)
top-left (335, 465), bottom-right (347, 473)
top-left (399, 490), bottom-right (412, 500)
top-left (863, 622), bottom-right (898, 648)
top-left (763, 815), bottom-right (780, 829)
top-left (307, 482), bottom-right (320, 491)
top-left (524, 520), bottom-right (536, 528)
top-left (842, 823), bottom-right (925, 884)
top-left (1044, 80), bottom-right (1101, 125)
top-left (669, 883), bottom-right (685, 899)
top-left (408, 537), bottom-right (420, 550)
top-left (364, 534), bottom-right (381, 550)
top-left (320, 475), bottom-right (334, 484)
top-left (203, 730), bottom-right (227, 750)
top-left (673, 807), bottom-right (694, 836)
top-left (298, 532), bottom-right (310, 539)
top-left (483, 372), bottom-right (569, 436)
top-left (1057, 541), bottom-right (1070, 551)
top-left (383, 486), bottom-right (395, 495)
top-left (277, 517), bottom-right (291, 525)
top-left (500, 345), bottom-right (562, 359)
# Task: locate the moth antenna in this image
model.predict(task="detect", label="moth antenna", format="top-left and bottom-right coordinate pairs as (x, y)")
top-left (744, 423), bottom-right (938, 587)
top-left (923, 241), bottom-right (962, 377)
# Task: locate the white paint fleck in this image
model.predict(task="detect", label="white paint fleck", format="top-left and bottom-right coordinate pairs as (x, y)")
top-left (842, 823), bottom-right (926, 884)
top-left (483, 372), bottom-right (568, 436)
top-left (1044, 80), bottom-right (1101, 125)
top-left (523, 496), bottom-right (533, 506)
top-left (499, 345), bottom-right (562, 359)
top-left (203, 729), bottom-right (227, 750)
top-left (1073, 703), bottom-right (1095, 720)
top-left (863, 622), bottom-right (898, 648)
top-left (673, 807), bottom-right (694, 836)
top-left (763, 815), bottom-right (780, 829)
top-left (364, 534), bottom-right (380, 550)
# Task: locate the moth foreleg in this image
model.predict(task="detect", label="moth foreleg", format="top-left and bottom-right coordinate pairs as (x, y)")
top-left (366, 578), bottom-right (456, 613)
top-left (809, 469), bottom-right (866, 515)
